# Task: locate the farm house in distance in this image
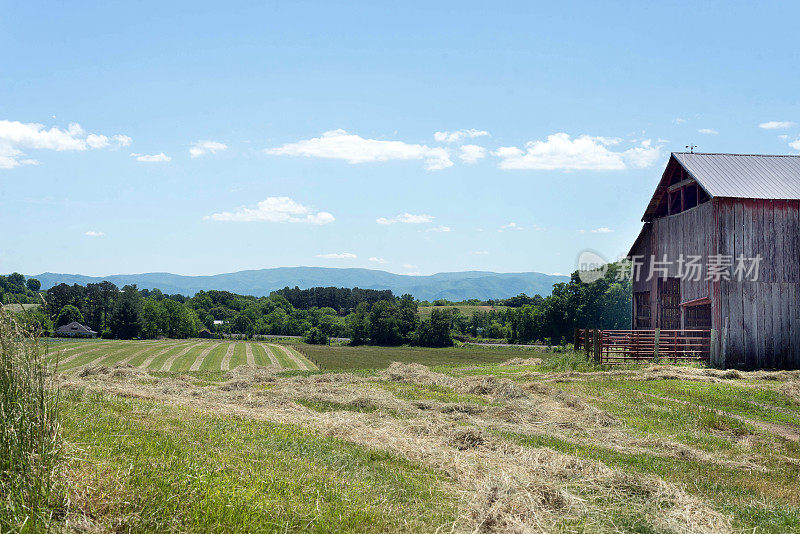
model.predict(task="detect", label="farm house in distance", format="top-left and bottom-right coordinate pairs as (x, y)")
top-left (628, 152), bottom-right (800, 369)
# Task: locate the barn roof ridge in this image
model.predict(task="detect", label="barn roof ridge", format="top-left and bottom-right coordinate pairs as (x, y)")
top-left (671, 151), bottom-right (800, 158)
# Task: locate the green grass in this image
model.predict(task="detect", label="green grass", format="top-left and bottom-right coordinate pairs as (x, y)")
top-left (251, 343), bottom-right (273, 366)
top-left (199, 342), bottom-right (228, 371)
top-left (267, 344), bottom-right (297, 369)
top-left (61, 389), bottom-right (456, 533)
top-left (300, 343), bottom-right (546, 370)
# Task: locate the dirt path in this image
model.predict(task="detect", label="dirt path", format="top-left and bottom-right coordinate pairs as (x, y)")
top-left (268, 344), bottom-right (309, 370)
top-left (245, 343), bottom-right (255, 366)
top-left (259, 343), bottom-right (280, 367)
top-left (189, 343), bottom-right (217, 372)
top-left (139, 342), bottom-right (189, 370)
top-left (160, 342), bottom-right (203, 372)
top-left (220, 343), bottom-right (236, 371)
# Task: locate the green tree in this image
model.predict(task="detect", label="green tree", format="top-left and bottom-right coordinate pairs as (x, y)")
top-left (25, 278), bottom-right (41, 292)
top-left (110, 285), bottom-right (143, 339)
top-left (56, 305), bottom-right (83, 327)
top-left (346, 303), bottom-right (369, 345)
top-left (302, 327), bottom-right (329, 345)
top-left (415, 309), bottom-right (453, 347)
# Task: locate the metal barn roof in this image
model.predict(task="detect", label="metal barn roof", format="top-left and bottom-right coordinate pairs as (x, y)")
top-left (673, 152), bottom-right (800, 200)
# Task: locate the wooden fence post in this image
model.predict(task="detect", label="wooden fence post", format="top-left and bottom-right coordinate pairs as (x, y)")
top-left (593, 329), bottom-right (601, 363)
top-left (585, 330), bottom-right (591, 356)
top-left (653, 328), bottom-right (660, 360)
top-left (574, 328), bottom-right (580, 351)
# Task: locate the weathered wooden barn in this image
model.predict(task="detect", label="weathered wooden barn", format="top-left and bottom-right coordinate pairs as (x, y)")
top-left (628, 152), bottom-right (800, 369)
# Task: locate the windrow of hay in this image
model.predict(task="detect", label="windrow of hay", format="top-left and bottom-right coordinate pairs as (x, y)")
top-left (66, 362), bottom-right (737, 533)
top-left (500, 357), bottom-right (543, 367)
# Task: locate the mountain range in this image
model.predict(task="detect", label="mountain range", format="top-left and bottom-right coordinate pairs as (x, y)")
top-left (30, 267), bottom-right (570, 301)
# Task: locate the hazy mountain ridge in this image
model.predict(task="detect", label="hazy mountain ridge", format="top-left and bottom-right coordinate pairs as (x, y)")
top-left (30, 267), bottom-right (570, 301)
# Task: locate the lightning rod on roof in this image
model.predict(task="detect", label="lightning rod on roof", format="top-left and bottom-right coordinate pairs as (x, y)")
top-left (685, 144), bottom-right (697, 153)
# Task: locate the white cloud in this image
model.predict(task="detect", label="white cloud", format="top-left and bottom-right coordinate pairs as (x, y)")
top-left (790, 139), bottom-right (800, 151)
top-left (434, 129), bottom-right (489, 144)
top-left (591, 227), bottom-right (613, 233)
top-left (499, 222), bottom-right (523, 232)
top-left (551, 272), bottom-right (567, 276)
top-left (672, 118), bottom-right (686, 125)
top-left (459, 144), bottom-right (487, 164)
top-left (369, 257), bottom-right (389, 264)
top-left (759, 121), bottom-right (795, 130)
top-left (113, 134), bottom-right (132, 147)
top-left (190, 140), bottom-right (228, 158)
top-left (204, 196), bottom-right (335, 224)
top-left (493, 133), bottom-right (661, 171)
top-left (698, 128), bottom-right (718, 135)
top-left (0, 119), bottom-right (130, 169)
top-left (317, 252), bottom-right (356, 259)
top-left (426, 225), bottom-right (451, 233)
top-left (131, 152), bottom-right (171, 162)
top-left (85, 230), bottom-right (105, 237)
top-left (266, 129), bottom-right (453, 170)
top-left (376, 213), bottom-right (434, 225)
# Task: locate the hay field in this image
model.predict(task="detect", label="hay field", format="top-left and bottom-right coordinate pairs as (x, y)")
top-left (54, 350), bottom-right (800, 533)
top-left (46, 339), bottom-right (317, 373)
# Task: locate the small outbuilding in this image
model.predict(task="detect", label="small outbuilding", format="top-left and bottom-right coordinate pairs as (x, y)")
top-left (628, 152), bottom-right (800, 369)
top-left (55, 321), bottom-right (98, 338)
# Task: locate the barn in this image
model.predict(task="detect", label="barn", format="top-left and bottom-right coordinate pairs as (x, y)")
top-left (628, 152), bottom-right (800, 369)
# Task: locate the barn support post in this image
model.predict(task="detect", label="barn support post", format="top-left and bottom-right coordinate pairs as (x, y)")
top-left (710, 328), bottom-right (717, 365)
top-left (653, 328), bottom-right (660, 360)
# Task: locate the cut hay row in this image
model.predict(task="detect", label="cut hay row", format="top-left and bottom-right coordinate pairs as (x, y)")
top-left (220, 343), bottom-right (236, 371)
top-left (160, 341), bottom-right (205, 372)
top-left (259, 344), bottom-right (280, 367)
top-left (55, 344), bottom-right (108, 368)
top-left (71, 343), bottom-right (138, 371)
top-left (114, 343), bottom-right (165, 368)
top-left (268, 344), bottom-right (309, 370)
top-left (139, 342), bottom-right (191, 369)
top-left (245, 343), bottom-right (255, 366)
top-left (284, 345), bottom-right (318, 370)
top-left (189, 342), bottom-right (218, 372)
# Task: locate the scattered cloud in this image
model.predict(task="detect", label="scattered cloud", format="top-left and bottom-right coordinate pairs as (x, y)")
top-left (459, 144), bottom-right (487, 164)
top-left (493, 133), bottom-right (661, 171)
top-left (672, 118), bottom-right (686, 125)
top-left (265, 129), bottom-right (453, 170)
top-left (369, 257), bottom-right (389, 264)
top-left (317, 252), bottom-right (356, 259)
top-left (376, 213), bottom-right (434, 225)
top-left (499, 222), bottom-right (523, 232)
top-left (790, 139), bottom-right (800, 151)
top-left (190, 140), bottom-right (228, 158)
top-left (472, 250), bottom-right (489, 255)
top-left (204, 196), bottom-right (335, 224)
top-left (131, 152), bottom-right (171, 162)
top-left (698, 128), bottom-right (718, 135)
top-left (85, 230), bottom-right (105, 237)
top-left (426, 225), bottom-right (451, 233)
top-left (434, 129), bottom-right (489, 144)
top-left (759, 121), bottom-right (795, 130)
top-left (591, 227), bottom-right (613, 233)
top-left (0, 119), bottom-right (130, 169)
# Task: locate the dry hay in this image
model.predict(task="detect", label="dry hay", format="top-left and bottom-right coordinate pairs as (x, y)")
top-left (780, 380), bottom-right (800, 404)
top-left (500, 357), bottom-right (543, 367)
top-left (68, 362), bottom-right (736, 533)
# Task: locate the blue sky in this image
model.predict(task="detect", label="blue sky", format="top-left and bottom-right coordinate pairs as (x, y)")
top-left (2, 1), bottom-right (799, 277)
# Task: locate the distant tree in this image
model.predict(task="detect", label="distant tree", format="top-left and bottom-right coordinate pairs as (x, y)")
top-left (368, 300), bottom-right (402, 346)
top-left (302, 327), bottom-right (329, 345)
top-left (7, 272), bottom-right (25, 289)
top-left (346, 302), bottom-right (369, 345)
top-left (56, 305), bottom-right (84, 327)
top-left (415, 309), bottom-right (453, 347)
top-left (25, 278), bottom-right (41, 292)
top-left (110, 285), bottom-right (143, 339)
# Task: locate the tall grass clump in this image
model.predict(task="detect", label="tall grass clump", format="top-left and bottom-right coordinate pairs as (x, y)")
top-left (0, 310), bottom-right (63, 531)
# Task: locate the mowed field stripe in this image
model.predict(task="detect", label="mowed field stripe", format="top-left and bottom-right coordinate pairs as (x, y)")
top-left (220, 343), bottom-right (236, 371)
top-left (245, 343), bottom-right (255, 366)
top-left (160, 341), bottom-right (204, 372)
top-left (259, 344), bottom-right (280, 366)
top-left (56, 344), bottom-right (109, 368)
top-left (284, 345), bottom-right (318, 370)
top-left (72, 342), bottom-right (144, 371)
top-left (116, 342), bottom-right (166, 367)
top-left (189, 343), bottom-right (218, 372)
top-left (267, 344), bottom-right (306, 370)
top-left (139, 341), bottom-right (192, 369)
